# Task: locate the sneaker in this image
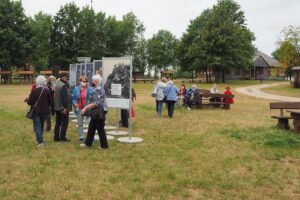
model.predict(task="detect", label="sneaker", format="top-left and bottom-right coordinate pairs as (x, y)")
top-left (79, 138), bottom-right (85, 142)
top-left (188, 107), bottom-right (191, 111)
top-left (80, 144), bottom-right (88, 148)
top-left (37, 143), bottom-right (44, 148)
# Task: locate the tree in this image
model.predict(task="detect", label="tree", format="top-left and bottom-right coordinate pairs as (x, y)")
top-left (177, 9), bottom-right (212, 82)
top-left (28, 12), bottom-right (53, 69)
top-left (77, 7), bottom-right (97, 58)
top-left (204, 0), bottom-right (255, 82)
top-left (273, 26), bottom-right (300, 78)
top-left (0, 0), bottom-right (30, 69)
top-left (178, 0), bottom-right (255, 83)
top-left (50, 3), bottom-right (81, 68)
top-left (147, 30), bottom-right (178, 76)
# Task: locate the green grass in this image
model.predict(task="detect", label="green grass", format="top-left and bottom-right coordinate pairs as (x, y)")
top-left (262, 83), bottom-right (300, 98)
top-left (1, 81), bottom-right (300, 199)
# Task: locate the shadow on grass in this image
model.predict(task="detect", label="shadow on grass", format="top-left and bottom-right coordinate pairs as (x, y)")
top-left (219, 127), bottom-right (300, 149)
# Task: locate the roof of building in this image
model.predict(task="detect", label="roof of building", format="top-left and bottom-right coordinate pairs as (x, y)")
top-left (292, 66), bottom-right (300, 71)
top-left (161, 70), bottom-right (175, 74)
top-left (254, 51), bottom-right (280, 68)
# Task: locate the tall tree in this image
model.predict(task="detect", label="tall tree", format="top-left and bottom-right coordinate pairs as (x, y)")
top-left (205, 0), bottom-right (255, 82)
top-left (77, 6), bottom-right (97, 58)
top-left (177, 9), bottom-right (212, 82)
top-left (0, 0), bottom-right (30, 69)
top-left (50, 3), bottom-right (81, 68)
top-left (28, 12), bottom-right (53, 69)
top-left (273, 26), bottom-right (300, 78)
top-left (147, 30), bottom-right (178, 76)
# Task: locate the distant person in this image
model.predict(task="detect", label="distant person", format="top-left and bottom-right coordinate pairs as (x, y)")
top-left (223, 86), bottom-right (234, 109)
top-left (121, 88), bottom-right (137, 127)
top-left (153, 78), bottom-right (167, 117)
top-left (80, 75), bottom-right (109, 149)
top-left (72, 76), bottom-right (93, 142)
top-left (210, 84), bottom-right (219, 94)
top-left (27, 75), bottom-right (53, 147)
top-left (209, 84), bottom-right (221, 107)
top-left (45, 76), bottom-right (56, 132)
top-left (178, 84), bottom-right (187, 106)
top-left (54, 73), bottom-right (71, 142)
top-left (186, 85), bottom-right (201, 110)
top-left (164, 81), bottom-right (179, 118)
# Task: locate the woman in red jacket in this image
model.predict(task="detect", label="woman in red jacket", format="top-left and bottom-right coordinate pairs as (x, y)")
top-left (223, 86), bottom-right (234, 109)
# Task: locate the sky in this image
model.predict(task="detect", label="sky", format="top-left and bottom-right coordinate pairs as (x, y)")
top-left (21, 0), bottom-right (300, 55)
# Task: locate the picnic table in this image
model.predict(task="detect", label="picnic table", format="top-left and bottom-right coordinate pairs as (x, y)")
top-left (270, 102), bottom-right (300, 132)
top-left (287, 110), bottom-right (300, 133)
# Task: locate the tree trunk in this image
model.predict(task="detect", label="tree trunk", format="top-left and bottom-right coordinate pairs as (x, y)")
top-left (215, 69), bottom-right (220, 83)
top-left (191, 71), bottom-right (194, 82)
top-left (221, 69), bottom-right (226, 83)
top-left (208, 68), bottom-right (212, 83)
top-left (205, 68), bottom-right (209, 83)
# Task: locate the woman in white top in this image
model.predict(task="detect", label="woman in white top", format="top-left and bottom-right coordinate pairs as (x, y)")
top-left (153, 78), bottom-right (167, 117)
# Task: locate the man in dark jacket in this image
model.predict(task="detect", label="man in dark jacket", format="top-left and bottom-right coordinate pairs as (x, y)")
top-left (54, 74), bottom-right (71, 142)
top-left (45, 76), bottom-right (56, 132)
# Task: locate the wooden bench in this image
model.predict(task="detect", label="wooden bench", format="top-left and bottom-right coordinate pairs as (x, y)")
top-left (40, 70), bottom-right (53, 76)
top-left (17, 70), bottom-right (35, 83)
top-left (134, 78), bottom-right (155, 83)
top-left (270, 102), bottom-right (300, 130)
top-left (0, 71), bottom-right (12, 84)
top-left (199, 90), bottom-right (234, 109)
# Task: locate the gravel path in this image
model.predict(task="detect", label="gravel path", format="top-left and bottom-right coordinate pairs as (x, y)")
top-left (235, 82), bottom-right (300, 102)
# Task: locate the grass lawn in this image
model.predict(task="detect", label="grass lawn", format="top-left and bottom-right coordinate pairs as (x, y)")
top-left (261, 82), bottom-right (300, 98)
top-left (1, 81), bottom-right (300, 200)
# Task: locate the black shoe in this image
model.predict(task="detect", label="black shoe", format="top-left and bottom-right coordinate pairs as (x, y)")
top-left (54, 139), bottom-right (60, 142)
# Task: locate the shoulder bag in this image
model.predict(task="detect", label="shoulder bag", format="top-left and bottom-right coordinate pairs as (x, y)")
top-left (26, 87), bottom-right (45, 119)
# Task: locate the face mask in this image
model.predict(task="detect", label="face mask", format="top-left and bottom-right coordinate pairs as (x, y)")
top-left (81, 82), bottom-right (87, 87)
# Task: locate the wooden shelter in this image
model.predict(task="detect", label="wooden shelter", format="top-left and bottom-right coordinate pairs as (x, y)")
top-left (161, 70), bottom-right (175, 78)
top-left (292, 66), bottom-right (300, 88)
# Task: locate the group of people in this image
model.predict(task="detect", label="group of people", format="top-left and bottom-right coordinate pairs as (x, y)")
top-left (152, 78), bottom-right (234, 117)
top-left (26, 74), bottom-right (109, 149)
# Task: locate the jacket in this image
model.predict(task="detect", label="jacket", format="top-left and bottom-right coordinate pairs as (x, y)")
top-left (72, 86), bottom-right (93, 114)
top-left (54, 80), bottom-right (71, 111)
top-left (27, 87), bottom-right (53, 115)
top-left (155, 82), bottom-right (167, 101)
top-left (164, 84), bottom-right (179, 101)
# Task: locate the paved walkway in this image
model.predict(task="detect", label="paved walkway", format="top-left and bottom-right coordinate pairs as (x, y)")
top-left (235, 82), bottom-right (300, 102)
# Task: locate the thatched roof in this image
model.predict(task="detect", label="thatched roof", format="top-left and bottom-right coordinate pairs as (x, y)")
top-left (254, 51), bottom-right (280, 68)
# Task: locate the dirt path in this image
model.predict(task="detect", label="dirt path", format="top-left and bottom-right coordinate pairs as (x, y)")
top-left (235, 82), bottom-right (300, 102)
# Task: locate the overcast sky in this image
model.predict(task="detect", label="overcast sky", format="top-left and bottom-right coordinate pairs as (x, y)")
top-left (21, 0), bottom-right (300, 55)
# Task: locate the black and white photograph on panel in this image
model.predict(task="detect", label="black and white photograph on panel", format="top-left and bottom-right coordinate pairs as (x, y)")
top-left (69, 64), bottom-right (77, 87)
top-left (102, 57), bottom-right (132, 109)
top-left (86, 62), bottom-right (94, 84)
top-left (76, 64), bottom-right (81, 86)
top-left (93, 60), bottom-right (102, 75)
top-left (81, 63), bottom-right (86, 76)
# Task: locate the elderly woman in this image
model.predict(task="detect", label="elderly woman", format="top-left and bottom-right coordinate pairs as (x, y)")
top-left (72, 76), bottom-right (93, 142)
top-left (80, 75), bottom-right (109, 149)
top-left (27, 75), bottom-right (53, 147)
top-left (164, 81), bottom-right (179, 118)
top-left (153, 77), bottom-right (167, 117)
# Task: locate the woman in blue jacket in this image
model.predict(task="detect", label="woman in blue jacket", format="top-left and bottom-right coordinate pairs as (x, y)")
top-left (164, 81), bottom-right (179, 118)
top-left (72, 76), bottom-right (93, 141)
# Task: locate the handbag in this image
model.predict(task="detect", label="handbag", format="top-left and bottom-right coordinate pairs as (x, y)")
top-left (84, 105), bottom-right (105, 120)
top-left (151, 87), bottom-right (157, 97)
top-left (163, 85), bottom-right (173, 102)
top-left (26, 87), bottom-right (45, 119)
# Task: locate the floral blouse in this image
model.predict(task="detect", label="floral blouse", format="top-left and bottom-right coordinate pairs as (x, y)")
top-left (92, 87), bottom-right (108, 111)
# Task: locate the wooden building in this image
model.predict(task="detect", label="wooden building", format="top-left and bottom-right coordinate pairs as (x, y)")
top-left (226, 51), bottom-right (280, 80)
